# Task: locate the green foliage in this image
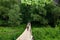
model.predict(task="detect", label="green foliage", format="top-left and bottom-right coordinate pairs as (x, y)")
top-left (0, 24), bottom-right (26, 40)
top-left (31, 10), bottom-right (48, 25)
top-left (0, 25), bottom-right (60, 40)
top-left (52, 6), bottom-right (60, 26)
top-left (0, 0), bottom-right (60, 26)
top-left (44, 2), bottom-right (60, 27)
top-left (21, 0), bottom-right (48, 25)
top-left (32, 26), bottom-right (60, 40)
top-left (8, 4), bottom-right (21, 26)
top-left (0, 6), bottom-right (9, 26)
top-left (0, 0), bottom-right (21, 26)
top-left (20, 3), bottom-right (32, 23)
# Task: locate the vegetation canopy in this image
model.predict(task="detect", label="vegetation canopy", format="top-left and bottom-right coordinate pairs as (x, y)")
top-left (0, 0), bottom-right (60, 27)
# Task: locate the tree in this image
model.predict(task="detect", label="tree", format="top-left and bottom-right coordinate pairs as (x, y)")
top-left (45, 2), bottom-right (60, 27)
top-left (52, 6), bottom-right (60, 26)
top-left (0, 0), bottom-right (21, 26)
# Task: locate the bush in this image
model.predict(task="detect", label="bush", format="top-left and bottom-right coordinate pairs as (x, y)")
top-left (0, 0), bottom-right (21, 26)
top-left (44, 2), bottom-right (60, 27)
top-left (0, 0), bottom-right (60, 26)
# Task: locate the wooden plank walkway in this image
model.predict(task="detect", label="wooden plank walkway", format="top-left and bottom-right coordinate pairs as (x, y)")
top-left (16, 22), bottom-right (33, 40)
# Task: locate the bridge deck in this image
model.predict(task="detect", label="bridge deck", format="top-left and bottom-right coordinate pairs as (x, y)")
top-left (16, 23), bottom-right (33, 40)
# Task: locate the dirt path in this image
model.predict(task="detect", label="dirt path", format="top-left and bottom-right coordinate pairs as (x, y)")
top-left (16, 22), bottom-right (33, 40)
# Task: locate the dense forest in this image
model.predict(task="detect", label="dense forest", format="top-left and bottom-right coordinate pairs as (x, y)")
top-left (0, 0), bottom-right (60, 40)
top-left (0, 0), bottom-right (60, 27)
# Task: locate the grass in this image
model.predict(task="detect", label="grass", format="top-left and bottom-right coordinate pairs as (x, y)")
top-left (32, 26), bottom-right (60, 40)
top-left (0, 25), bottom-right (60, 40)
top-left (0, 24), bottom-right (26, 40)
